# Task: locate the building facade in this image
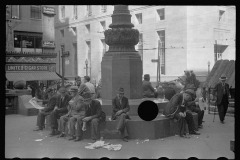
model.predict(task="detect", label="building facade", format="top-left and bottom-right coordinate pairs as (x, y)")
top-left (6, 5), bottom-right (60, 88)
top-left (54, 5), bottom-right (235, 84)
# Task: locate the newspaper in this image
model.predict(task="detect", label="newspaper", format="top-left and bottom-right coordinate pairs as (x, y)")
top-left (29, 98), bottom-right (45, 110)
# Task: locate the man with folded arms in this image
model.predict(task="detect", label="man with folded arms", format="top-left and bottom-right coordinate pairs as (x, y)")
top-left (48, 87), bottom-right (72, 136)
top-left (163, 89), bottom-right (200, 138)
top-left (112, 87), bottom-right (130, 142)
top-left (33, 88), bottom-right (56, 131)
top-left (76, 92), bottom-right (104, 143)
top-left (58, 86), bottom-right (86, 141)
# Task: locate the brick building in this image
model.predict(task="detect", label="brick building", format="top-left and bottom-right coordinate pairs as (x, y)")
top-left (6, 5), bottom-right (60, 88)
top-left (54, 5), bottom-right (235, 84)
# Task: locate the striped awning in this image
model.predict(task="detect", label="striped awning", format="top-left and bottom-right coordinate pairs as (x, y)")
top-left (6, 72), bottom-right (61, 81)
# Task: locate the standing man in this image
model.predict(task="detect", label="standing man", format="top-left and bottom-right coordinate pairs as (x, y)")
top-left (48, 87), bottom-right (72, 136)
top-left (33, 88), bottom-right (57, 131)
top-left (84, 76), bottom-right (96, 99)
top-left (163, 89), bottom-right (200, 138)
top-left (76, 92), bottom-right (104, 143)
top-left (142, 74), bottom-right (156, 98)
top-left (58, 86), bottom-right (86, 141)
top-left (112, 87), bottom-right (130, 142)
top-left (213, 74), bottom-right (230, 124)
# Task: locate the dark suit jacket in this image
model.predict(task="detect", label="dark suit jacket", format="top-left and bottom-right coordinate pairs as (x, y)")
top-left (112, 96), bottom-right (130, 120)
top-left (213, 82), bottom-right (229, 105)
top-left (86, 99), bottom-right (102, 119)
top-left (43, 95), bottom-right (59, 113)
top-left (56, 94), bottom-right (72, 113)
top-left (163, 93), bottom-right (184, 118)
top-left (142, 80), bottom-right (155, 98)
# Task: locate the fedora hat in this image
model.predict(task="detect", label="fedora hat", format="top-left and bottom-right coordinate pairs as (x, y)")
top-left (69, 86), bottom-right (78, 92)
top-left (184, 89), bottom-right (195, 98)
top-left (219, 74), bottom-right (227, 80)
top-left (117, 87), bottom-right (124, 94)
top-left (58, 87), bottom-right (67, 93)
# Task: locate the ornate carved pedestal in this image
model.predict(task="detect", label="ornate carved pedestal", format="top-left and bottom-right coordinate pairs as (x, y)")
top-left (101, 5), bottom-right (143, 100)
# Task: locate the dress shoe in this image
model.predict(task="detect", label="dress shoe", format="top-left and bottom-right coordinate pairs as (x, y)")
top-left (74, 137), bottom-right (82, 142)
top-left (198, 124), bottom-right (203, 129)
top-left (57, 133), bottom-right (66, 138)
top-left (68, 136), bottom-right (76, 141)
top-left (49, 130), bottom-right (56, 136)
top-left (33, 127), bottom-right (43, 131)
top-left (123, 138), bottom-right (128, 142)
top-left (189, 131), bottom-right (200, 135)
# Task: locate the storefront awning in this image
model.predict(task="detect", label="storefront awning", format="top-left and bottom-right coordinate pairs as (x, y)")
top-left (6, 72), bottom-right (61, 81)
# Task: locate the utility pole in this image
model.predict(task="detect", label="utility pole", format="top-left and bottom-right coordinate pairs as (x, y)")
top-left (61, 46), bottom-right (70, 87)
top-left (215, 40), bottom-right (217, 63)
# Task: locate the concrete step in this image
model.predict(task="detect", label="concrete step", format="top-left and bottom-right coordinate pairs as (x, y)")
top-left (44, 113), bottom-right (198, 140)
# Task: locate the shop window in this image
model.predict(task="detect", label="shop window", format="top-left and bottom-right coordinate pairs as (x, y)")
top-left (11, 5), bottom-right (20, 19)
top-left (31, 5), bottom-right (41, 19)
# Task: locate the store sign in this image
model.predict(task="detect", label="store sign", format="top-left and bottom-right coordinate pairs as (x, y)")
top-left (42, 41), bottom-right (55, 48)
top-left (42, 7), bottom-right (55, 15)
top-left (6, 64), bottom-right (49, 71)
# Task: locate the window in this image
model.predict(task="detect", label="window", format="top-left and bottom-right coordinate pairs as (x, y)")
top-left (87, 5), bottom-right (92, 17)
top-left (60, 5), bottom-right (65, 19)
top-left (219, 10), bottom-right (225, 21)
top-left (100, 21), bottom-right (106, 31)
top-left (139, 33), bottom-right (143, 44)
top-left (157, 8), bottom-right (165, 20)
top-left (72, 27), bottom-right (77, 35)
top-left (73, 5), bottom-right (78, 20)
top-left (157, 30), bottom-right (165, 74)
top-left (101, 5), bottom-right (107, 13)
top-left (101, 39), bottom-right (106, 57)
top-left (14, 31), bottom-right (42, 52)
top-left (138, 33), bottom-right (143, 61)
top-left (60, 29), bottom-right (64, 37)
top-left (135, 13), bottom-right (142, 24)
top-left (10, 5), bottom-right (20, 19)
top-left (31, 5), bottom-right (41, 19)
top-left (86, 24), bottom-right (90, 33)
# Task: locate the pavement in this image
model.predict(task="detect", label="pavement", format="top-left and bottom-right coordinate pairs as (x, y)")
top-left (5, 113), bottom-right (234, 159)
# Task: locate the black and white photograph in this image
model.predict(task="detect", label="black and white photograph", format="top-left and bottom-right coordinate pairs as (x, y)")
top-left (5, 5), bottom-right (235, 159)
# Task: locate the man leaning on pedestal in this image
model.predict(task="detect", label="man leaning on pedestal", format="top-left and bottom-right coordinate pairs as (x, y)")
top-left (33, 88), bottom-right (56, 131)
top-left (48, 87), bottom-right (72, 136)
top-left (163, 89), bottom-right (200, 138)
top-left (58, 86), bottom-right (86, 141)
top-left (112, 87), bottom-right (130, 142)
top-left (213, 74), bottom-right (230, 124)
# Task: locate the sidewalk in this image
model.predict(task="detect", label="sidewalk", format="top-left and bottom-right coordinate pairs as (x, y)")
top-left (5, 113), bottom-right (234, 159)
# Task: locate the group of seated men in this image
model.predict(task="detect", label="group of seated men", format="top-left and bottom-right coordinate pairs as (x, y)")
top-left (34, 75), bottom-right (130, 142)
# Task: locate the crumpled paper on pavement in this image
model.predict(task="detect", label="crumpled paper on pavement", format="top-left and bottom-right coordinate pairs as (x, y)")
top-left (85, 140), bottom-right (122, 151)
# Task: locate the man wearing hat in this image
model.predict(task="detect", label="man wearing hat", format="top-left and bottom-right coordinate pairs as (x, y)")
top-left (58, 86), bottom-right (86, 141)
top-left (33, 88), bottom-right (57, 131)
top-left (112, 87), bottom-right (130, 142)
top-left (83, 76), bottom-right (96, 99)
top-left (76, 92), bottom-right (105, 143)
top-left (164, 81), bottom-right (177, 101)
top-left (48, 87), bottom-right (72, 136)
top-left (213, 74), bottom-right (230, 124)
top-left (142, 74), bottom-right (156, 98)
top-left (163, 89), bottom-right (200, 138)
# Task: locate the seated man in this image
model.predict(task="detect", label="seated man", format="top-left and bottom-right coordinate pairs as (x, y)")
top-left (163, 89), bottom-right (200, 138)
top-left (142, 74), bottom-right (156, 98)
top-left (48, 87), bottom-right (72, 136)
top-left (112, 87), bottom-right (130, 142)
top-left (76, 92), bottom-right (105, 143)
top-left (164, 82), bottom-right (176, 101)
top-left (58, 86), bottom-right (86, 141)
top-left (33, 88), bottom-right (57, 131)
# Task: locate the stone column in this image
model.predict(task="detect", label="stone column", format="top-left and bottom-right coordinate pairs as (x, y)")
top-left (101, 5), bottom-right (142, 100)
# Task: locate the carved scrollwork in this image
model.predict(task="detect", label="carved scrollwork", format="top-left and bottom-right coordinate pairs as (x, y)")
top-left (105, 28), bottom-right (139, 47)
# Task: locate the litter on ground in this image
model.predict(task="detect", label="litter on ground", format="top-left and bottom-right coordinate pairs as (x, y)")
top-left (144, 139), bottom-right (149, 142)
top-left (85, 140), bottom-right (122, 151)
top-left (35, 139), bottom-right (43, 141)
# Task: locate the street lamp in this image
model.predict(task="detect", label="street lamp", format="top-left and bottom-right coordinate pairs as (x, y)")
top-left (208, 61), bottom-right (210, 75)
top-left (85, 59), bottom-right (88, 76)
top-left (61, 46), bottom-right (70, 87)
